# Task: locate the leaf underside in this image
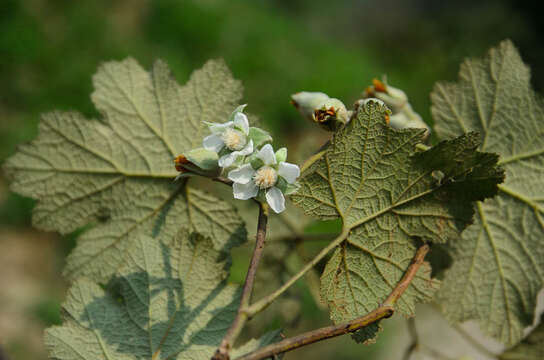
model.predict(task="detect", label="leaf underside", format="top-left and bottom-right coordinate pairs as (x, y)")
top-left (3, 58), bottom-right (247, 282)
top-left (292, 100), bottom-right (502, 337)
top-left (45, 229), bottom-right (277, 360)
top-left (432, 40), bottom-right (544, 346)
top-left (499, 315), bottom-right (544, 360)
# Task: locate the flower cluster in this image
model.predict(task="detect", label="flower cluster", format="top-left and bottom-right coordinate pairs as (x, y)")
top-left (174, 105), bottom-right (300, 213)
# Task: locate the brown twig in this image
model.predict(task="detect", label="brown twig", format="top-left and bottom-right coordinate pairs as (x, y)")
top-left (234, 244), bottom-right (431, 360)
top-left (212, 202), bottom-right (269, 360)
top-left (235, 307), bottom-right (394, 360)
top-left (384, 244), bottom-right (429, 306)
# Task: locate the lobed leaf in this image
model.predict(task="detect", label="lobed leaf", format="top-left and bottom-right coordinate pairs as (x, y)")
top-left (292, 100), bottom-right (503, 331)
top-left (432, 40), bottom-right (544, 346)
top-left (3, 58), bottom-right (247, 282)
top-left (45, 229), bottom-right (277, 360)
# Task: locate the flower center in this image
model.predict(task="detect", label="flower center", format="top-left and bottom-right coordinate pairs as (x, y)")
top-left (222, 128), bottom-right (246, 151)
top-left (253, 166), bottom-right (278, 189)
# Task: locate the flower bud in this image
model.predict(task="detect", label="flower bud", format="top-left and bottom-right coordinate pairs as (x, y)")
top-left (313, 98), bottom-right (348, 131)
top-left (291, 92), bottom-right (348, 131)
top-left (388, 105), bottom-right (430, 139)
top-left (291, 92), bottom-right (330, 121)
top-left (174, 147), bottom-right (221, 180)
top-left (362, 78), bottom-right (430, 139)
top-left (364, 78), bottom-right (407, 113)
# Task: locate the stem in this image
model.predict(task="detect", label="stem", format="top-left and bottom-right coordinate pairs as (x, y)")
top-left (384, 244), bottom-right (429, 306)
top-left (245, 229), bottom-right (349, 317)
top-left (235, 244), bottom-right (431, 360)
top-left (235, 307), bottom-right (394, 360)
top-left (300, 149), bottom-right (327, 173)
top-left (212, 176), bottom-right (233, 186)
top-left (212, 202), bottom-right (269, 360)
top-left (415, 143), bottom-right (431, 152)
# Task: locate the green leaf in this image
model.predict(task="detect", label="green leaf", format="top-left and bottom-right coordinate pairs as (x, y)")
top-left (44, 229), bottom-right (275, 360)
top-left (432, 40), bottom-right (544, 346)
top-left (500, 315), bottom-right (544, 360)
top-left (3, 58), bottom-right (247, 282)
top-left (292, 100), bottom-right (502, 325)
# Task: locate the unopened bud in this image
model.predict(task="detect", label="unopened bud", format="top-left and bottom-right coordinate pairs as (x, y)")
top-left (291, 92), bottom-right (330, 122)
top-left (174, 147), bottom-right (221, 180)
top-left (313, 98), bottom-right (348, 131)
top-left (362, 78), bottom-right (429, 139)
top-left (364, 79), bottom-right (407, 113)
top-left (389, 104), bottom-right (430, 139)
top-left (291, 92), bottom-right (348, 132)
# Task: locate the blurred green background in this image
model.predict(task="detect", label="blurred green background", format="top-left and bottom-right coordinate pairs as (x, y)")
top-left (0, 0), bottom-right (542, 359)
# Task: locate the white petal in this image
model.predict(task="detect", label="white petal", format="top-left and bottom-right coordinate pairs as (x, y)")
top-left (228, 163), bottom-right (255, 184)
top-left (234, 112), bottom-right (249, 135)
top-left (238, 140), bottom-right (253, 156)
top-left (278, 162), bottom-right (300, 184)
top-left (257, 144), bottom-right (276, 165)
top-left (219, 152), bottom-right (237, 168)
top-left (204, 121), bottom-right (233, 134)
top-left (266, 187), bottom-right (285, 213)
top-left (203, 134), bottom-right (224, 152)
top-left (233, 181), bottom-right (259, 200)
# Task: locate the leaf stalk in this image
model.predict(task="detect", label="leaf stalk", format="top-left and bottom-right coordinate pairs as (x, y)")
top-left (245, 228), bottom-right (350, 317)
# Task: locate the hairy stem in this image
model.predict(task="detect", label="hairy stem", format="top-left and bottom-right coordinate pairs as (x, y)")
top-left (245, 229), bottom-right (349, 317)
top-left (212, 202), bottom-right (269, 360)
top-left (235, 244), bottom-right (431, 360)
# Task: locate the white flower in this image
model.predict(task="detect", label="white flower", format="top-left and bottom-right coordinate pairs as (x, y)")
top-left (202, 106), bottom-right (254, 168)
top-left (228, 144), bottom-right (300, 213)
